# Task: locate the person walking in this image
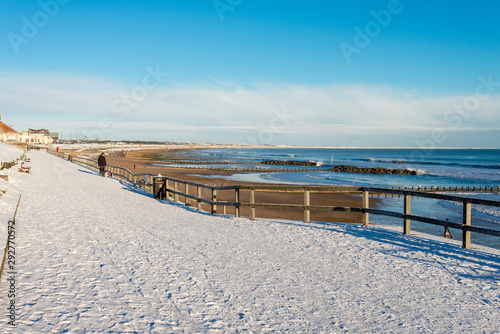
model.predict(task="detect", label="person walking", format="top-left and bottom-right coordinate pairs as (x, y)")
top-left (97, 153), bottom-right (107, 176)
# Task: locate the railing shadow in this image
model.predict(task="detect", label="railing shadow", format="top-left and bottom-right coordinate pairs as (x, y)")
top-left (115, 177), bottom-right (227, 218)
top-left (267, 219), bottom-right (500, 283)
top-left (77, 169), bottom-right (97, 176)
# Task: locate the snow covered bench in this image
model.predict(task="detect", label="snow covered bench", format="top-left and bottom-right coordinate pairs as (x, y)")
top-left (19, 162), bottom-right (31, 173)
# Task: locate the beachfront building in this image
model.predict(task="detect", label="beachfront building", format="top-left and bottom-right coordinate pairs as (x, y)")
top-left (0, 115), bottom-right (53, 144)
top-left (27, 128), bottom-right (52, 144)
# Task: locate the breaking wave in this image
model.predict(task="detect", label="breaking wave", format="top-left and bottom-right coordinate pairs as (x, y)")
top-left (359, 158), bottom-right (499, 169)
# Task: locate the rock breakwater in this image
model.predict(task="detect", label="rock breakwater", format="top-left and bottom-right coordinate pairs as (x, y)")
top-left (261, 160), bottom-right (317, 166)
top-left (331, 165), bottom-right (417, 175)
top-left (260, 160), bottom-right (417, 175)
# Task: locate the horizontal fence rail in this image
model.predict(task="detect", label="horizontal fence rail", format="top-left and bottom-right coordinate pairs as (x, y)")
top-left (363, 187), bottom-right (500, 248)
top-left (50, 150), bottom-right (500, 249)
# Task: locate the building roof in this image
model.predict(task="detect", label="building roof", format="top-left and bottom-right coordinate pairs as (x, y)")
top-left (29, 128), bottom-right (49, 133)
top-left (0, 122), bottom-right (18, 134)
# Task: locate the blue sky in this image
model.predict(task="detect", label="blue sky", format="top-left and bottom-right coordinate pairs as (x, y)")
top-left (1, 0), bottom-right (499, 147)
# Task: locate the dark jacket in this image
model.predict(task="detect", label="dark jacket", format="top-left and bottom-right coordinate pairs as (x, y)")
top-left (97, 154), bottom-right (106, 167)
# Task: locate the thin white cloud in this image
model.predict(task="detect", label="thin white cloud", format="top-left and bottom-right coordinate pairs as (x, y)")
top-left (0, 72), bottom-right (121, 116)
top-left (1, 72), bottom-right (499, 146)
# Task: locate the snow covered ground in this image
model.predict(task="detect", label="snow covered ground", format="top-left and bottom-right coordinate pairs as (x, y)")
top-left (0, 150), bottom-right (499, 333)
top-left (0, 142), bottom-right (23, 164)
top-left (0, 142), bottom-right (23, 207)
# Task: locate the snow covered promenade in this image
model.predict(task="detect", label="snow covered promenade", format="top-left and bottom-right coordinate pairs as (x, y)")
top-left (1, 151), bottom-right (500, 333)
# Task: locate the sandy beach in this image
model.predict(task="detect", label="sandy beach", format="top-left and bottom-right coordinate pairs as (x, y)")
top-left (100, 149), bottom-right (379, 224)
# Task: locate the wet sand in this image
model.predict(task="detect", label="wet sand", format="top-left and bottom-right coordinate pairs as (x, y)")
top-left (104, 150), bottom-right (380, 224)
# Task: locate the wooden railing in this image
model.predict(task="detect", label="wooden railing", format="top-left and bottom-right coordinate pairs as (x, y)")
top-left (51, 151), bottom-right (500, 249)
top-left (362, 188), bottom-right (500, 249)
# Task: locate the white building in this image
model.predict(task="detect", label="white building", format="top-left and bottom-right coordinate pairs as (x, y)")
top-left (0, 116), bottom-right (52, 145)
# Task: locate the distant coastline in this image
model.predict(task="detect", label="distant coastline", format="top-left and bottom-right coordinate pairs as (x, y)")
top-left (52, 140), bottom-right (499, 153)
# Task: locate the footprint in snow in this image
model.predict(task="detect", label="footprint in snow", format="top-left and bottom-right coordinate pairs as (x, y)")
top-left (28, 311), bottom-right (44, 322)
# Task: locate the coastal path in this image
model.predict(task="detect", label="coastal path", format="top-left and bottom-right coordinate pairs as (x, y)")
top-left (0, 151), bottom-right (499, 332)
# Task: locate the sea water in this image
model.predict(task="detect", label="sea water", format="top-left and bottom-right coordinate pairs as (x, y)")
top-left (159, 148), bottom-right (500, 248)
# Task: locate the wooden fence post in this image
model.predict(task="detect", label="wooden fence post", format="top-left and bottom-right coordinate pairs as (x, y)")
top-left (211, 189), bottom-right (217, 214)
top-left (185, 184), bottom-right (189, 206)
top-left (404, 194), bottom-right (411, 235)
top-left (362, 190), bottom-right (369, 226)
top-left (235, 188), bottom-right (240, 217)
top-left (304, 188), bottom-right (310, 223)
top-left (197, 186), bottom-right (202, 211)
top-left (174, 181), bottom-right (178, 202)
top-left (250, 189), bottom-right (255, 221)
top-left (462, 202), bottom-right (471, 249)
